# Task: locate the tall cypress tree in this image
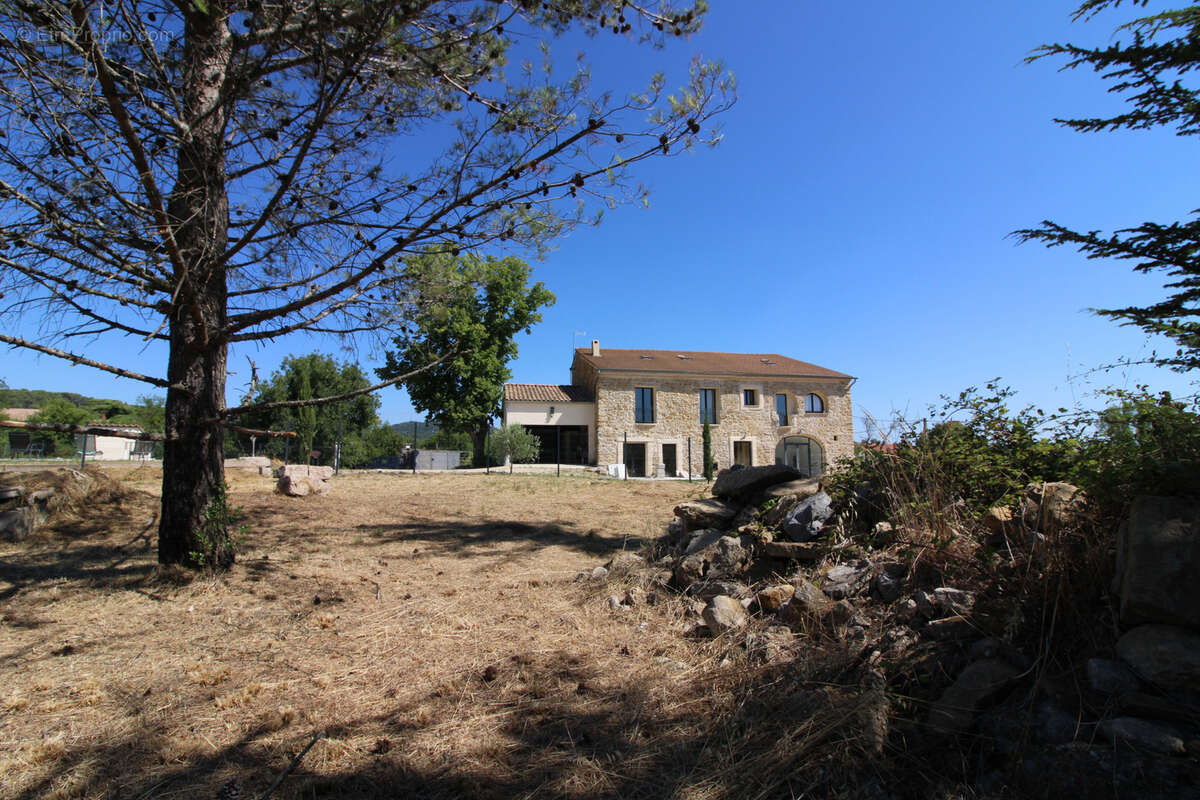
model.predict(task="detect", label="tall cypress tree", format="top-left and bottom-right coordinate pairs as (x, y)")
top-left (702, 420), bottom-right (713, 480)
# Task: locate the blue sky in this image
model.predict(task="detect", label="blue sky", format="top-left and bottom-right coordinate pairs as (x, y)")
top-left (4, 2), bottom-right (1197, 437)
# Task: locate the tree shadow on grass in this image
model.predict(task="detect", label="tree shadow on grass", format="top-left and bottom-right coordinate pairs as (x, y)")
top-left (0, 505), bottom-right (157, 602)
top-left (354, 519), bottom-right (638, 563)
top-left (10, 645), bottom-right (929, 800)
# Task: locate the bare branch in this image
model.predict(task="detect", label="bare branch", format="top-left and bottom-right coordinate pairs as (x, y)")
top-left (0, 419), bottom-right (166, 442)
top-left (227, 424), bottom-right (296, 439)
top-left (221, 350), bottom-right (454, 418)
top-left (0, 332), bottom-right (176, 388)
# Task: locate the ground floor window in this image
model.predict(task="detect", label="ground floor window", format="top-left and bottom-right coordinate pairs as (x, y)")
top-left (623, 442), bottom-right (647, 477)
top-left (775, 435), bottom-right (823, 477)
top-left (522, 425), bottom-right (589, 463)
top-left (733, 440), bottom-right (752, 467)
top-left (662, 443), bottom-right (677, 477)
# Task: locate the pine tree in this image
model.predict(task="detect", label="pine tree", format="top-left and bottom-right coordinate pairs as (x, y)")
top-left (0, 2), bottom-right (732, 567)
top-left (1016, 2), bottom-right (1200, 370)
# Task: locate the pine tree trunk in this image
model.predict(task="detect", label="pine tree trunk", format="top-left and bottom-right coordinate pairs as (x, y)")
top-left (158, 336), bottom-right (230, 567)
top-left (157, 9), bottom-right (233, 568)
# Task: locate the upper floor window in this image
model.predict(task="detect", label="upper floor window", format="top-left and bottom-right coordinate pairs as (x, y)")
top-left (776, 393), bottom-right (788, 426)
top-left (743, 388), bottom-right (758, 407)
top-left (805, 393), bottom-right (825, 414)
top-left (699, 388), bottom-right (717, 424)
top-left (634, 387), bottom-right (655, 423)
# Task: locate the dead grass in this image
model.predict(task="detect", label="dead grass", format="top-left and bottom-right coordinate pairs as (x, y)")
top-left (3, 468), bottom-right (843, 800)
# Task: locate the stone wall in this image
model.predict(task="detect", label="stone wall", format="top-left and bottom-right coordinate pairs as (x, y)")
top-left (591, 372), bottom-right (853, 476)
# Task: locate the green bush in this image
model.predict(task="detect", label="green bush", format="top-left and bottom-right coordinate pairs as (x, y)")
top-left (1070, 389), bottom-right (1200, 516)
top-left (829, 382), bottom-right (1200, 540)
top-left (486, 424), bottom-right (539, 466)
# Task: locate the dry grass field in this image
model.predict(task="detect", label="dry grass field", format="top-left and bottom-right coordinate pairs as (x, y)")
top-left (0, 467), bottom-right (888, 800)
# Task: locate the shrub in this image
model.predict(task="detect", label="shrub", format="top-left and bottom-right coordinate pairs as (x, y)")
top-left (486, 424), bottom-right (539, 466)
top-left (1070, 388), bottom-right (1200, 516)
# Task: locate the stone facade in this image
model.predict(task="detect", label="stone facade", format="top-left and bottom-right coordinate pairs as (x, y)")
top-left (507, 346), bottom-right (855, 476)
top-left (586, 372), bottom-right (853, 476)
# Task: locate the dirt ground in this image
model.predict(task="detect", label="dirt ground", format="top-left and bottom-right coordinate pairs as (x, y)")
top-left (0, 466), bottom-right (824, 800)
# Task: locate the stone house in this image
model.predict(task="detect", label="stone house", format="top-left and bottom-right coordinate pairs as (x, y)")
top-left (503, 341), bottom-right (854, 477)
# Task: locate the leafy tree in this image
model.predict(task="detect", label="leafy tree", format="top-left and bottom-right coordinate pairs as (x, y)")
top-left (487, 423), bottom-right (539, 466)
top-left (1016, 1), bottom-right (1200, 370)
top-left (377, 251), bottom-right (554, 465)
top-left (1072, 388), bottom-right (1200, 513)
top-left (129, 395), bottom-right (167, 435)
top-left (241, 354), bottom-right (380, 464)
top-left (354, 423), bottom-right (411, 467)
top-left (422, 428), bottom-right (473, 456)
top-left (28, 398), bottom-right (95, 456)
top-left (0, 2), bottom-right (732, 567)
top-left (702, 419), bottom-right (713, 480)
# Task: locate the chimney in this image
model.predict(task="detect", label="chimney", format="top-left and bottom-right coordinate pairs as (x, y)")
top-left (591, 339), bottom-right (600, 357)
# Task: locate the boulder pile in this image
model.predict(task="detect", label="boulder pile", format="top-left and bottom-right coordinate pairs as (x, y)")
top-left (582, 465), bottom-right (1200, 796)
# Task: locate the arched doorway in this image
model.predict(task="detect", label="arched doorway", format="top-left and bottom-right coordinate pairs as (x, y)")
top-left (776, 435), bottom-right (824, 477)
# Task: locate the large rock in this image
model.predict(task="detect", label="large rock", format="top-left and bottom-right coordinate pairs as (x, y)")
top-left (780, 491), bottom-right (833, 542)
top-left (779, 580), bottom-right (833, 628)
top-left (278, 474), bottom-right (331, 497)
top-left (871, 563), bottom-right (908, 603)
top-left (604, 551), bottom-right (645, 576)
top-left (1114, 496), bottom-right (1200, 628)
top-left (822, 559), bottom-right (872, 599)
top-left (0, 507), bottom-right (34, 542)
top-left (755, 584), bottom-right (795, 613)
top-left (673, 534), bottom-right (749, 586)
top-left (277, 464), bottom-right (334, 480)
top-left (277, 464), bottom-right (333, 497)
top-left (1116, 624), bottom-right (1200, 697)
top-left (1020, 481), bottom-right (1087, 533)
top-left (929, 659), bottom-right (1022, 733)
top-left (687, 579), bottom-right (751, 600)
top-left (673, 498), bottom-right (739, 530)
top-left (1087, 658), bottom-right (1141, 697)
top-left (712, 464), bottom-right (802, 502)
top-left (759, 477), bottom-right (822, 502)
top-left (702, 595), bottom-right (748, 635)
top-left (915, 587), bottom-right (976, 619)
top-left (1099, 717), bottom-right (1187, 755)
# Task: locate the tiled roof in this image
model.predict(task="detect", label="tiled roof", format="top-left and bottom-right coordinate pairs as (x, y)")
top-left (505, 384), bottom-right (595, 403)
top-left (573, 349), bottom-right (852, 379)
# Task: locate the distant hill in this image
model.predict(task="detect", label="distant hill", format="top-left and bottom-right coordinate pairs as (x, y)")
top-left (0, 388), bottom-right (132, 418)
top-left (389, 420), bottom-right (440, 440)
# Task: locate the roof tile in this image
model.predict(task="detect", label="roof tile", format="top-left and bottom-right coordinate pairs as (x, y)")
top-left (505, 384), bottom-right (595, 403)
top-left (572, 349), bottom-right (851, 379)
